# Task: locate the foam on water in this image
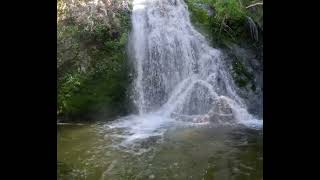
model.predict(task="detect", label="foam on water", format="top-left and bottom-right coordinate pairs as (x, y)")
top-left (105, 113), bottom-right (172, 143)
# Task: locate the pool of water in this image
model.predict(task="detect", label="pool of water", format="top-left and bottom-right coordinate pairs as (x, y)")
top-left (57, 119), bottom-right (262, 180)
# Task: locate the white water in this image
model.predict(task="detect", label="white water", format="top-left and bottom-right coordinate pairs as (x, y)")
top-left (105, 0), bottom-right (262, 150)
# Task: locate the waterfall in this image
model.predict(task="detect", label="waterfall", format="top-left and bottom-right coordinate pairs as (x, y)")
top-left (246, 16), bottom-right (259, 42)
top-left (107, 0), bottom-right (262, 150)
top-left (131, 0), bottom-right (261, 124)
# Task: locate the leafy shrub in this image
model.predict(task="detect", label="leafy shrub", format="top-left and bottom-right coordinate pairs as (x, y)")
top-left (57, 0), bottom-right (133, 120)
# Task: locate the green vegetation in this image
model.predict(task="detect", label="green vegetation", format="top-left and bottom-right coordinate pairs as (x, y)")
top-left (186, 0), bottom-right (262, 46)
top-left (231, 58), bottom-right (255, 91)
top-left (57, 0), bottom-right (133, 121)
top-left (186, 0), bottom-right (262, 90)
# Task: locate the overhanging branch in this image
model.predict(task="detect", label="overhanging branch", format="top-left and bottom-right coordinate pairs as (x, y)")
top-left (246, 2), bottom-right (263, 9)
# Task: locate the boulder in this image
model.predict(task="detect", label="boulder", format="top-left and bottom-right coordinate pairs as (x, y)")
top-left (207, 98), bottom-right (234, 124)
top-left (192, 98), bottom-right (235, 125)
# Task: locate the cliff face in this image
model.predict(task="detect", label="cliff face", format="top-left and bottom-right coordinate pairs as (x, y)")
top-left (185, 0), bottom-right (263, 117)
top-left (58, 0), bottom-right (131, 29)
top-left (57, 0), bottom-right (133, 121)
top-left (57, 0), bottom-right (132, 74)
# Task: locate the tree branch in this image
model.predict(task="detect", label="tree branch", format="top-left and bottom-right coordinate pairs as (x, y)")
top-left (246, 2), bottom-right (263, 9)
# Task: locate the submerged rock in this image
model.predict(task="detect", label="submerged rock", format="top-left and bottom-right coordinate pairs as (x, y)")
top-left (149, 174), bottom-right (155, 179)
top-left (128, 135), bottom-right (161, 152)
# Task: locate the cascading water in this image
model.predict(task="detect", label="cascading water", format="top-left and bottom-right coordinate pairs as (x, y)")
top-left (57, 1), bottom-right (263, 179)
top-left (106, 0), bottom-right (262, 151)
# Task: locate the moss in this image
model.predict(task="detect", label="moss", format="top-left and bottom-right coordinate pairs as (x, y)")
top-left (57, 3), bottom-right (133, 120)
top-left (186, 0), bottom-right (263, 47)
top-left (231, 58), bottom-right (255, 90)
top-left (186, 0), bottom-right (262, 91)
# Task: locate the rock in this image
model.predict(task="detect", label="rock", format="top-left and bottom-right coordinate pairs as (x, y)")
top-left (101, 160), bottom-right (117, 178)
top-left (149, 174), bottom-right (155, 179)
top-left (191, 97), bottom-right (235, 125)
top-left (208, 98), bottom-right (234, 124)
top-left (137, 136), bottom-right (160, 149)
top-left (192, 114), bottom-right (210, 123)
top-left (112, 31), bottom-right (120, 39)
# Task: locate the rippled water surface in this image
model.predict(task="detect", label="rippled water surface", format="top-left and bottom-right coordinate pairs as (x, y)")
top-left (58, 120), bottom-right (262, 180)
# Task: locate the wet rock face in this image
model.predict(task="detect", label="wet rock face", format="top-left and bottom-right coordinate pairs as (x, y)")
top-left (223, 43), bottom-right (263, 118)
top-left (207, 98), bottom-right (234, 124)
top-left (192, 98), bottom-right (235, 125)
top-left (112, 31), bottom-right (120, 39)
